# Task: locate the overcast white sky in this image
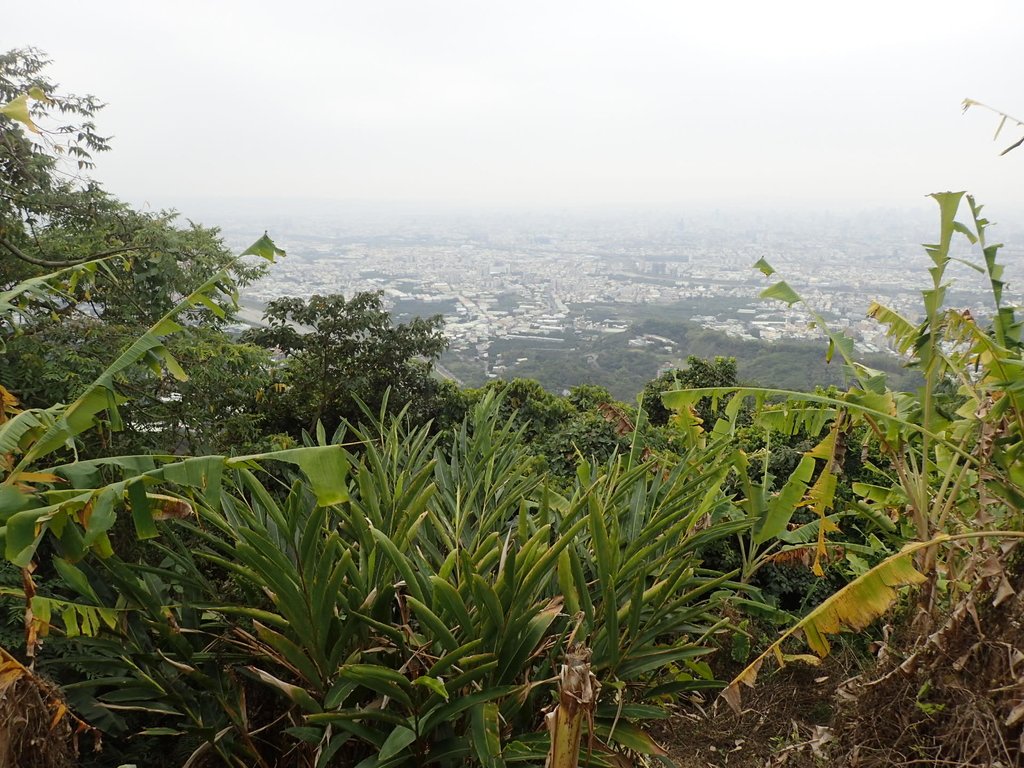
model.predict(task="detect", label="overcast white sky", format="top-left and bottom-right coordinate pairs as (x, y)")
top-left (6, 1), bottom-right (1023, 211)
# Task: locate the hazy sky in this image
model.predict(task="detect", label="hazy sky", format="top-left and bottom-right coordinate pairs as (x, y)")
top-left (6, 1), bottom-right (1023, 211)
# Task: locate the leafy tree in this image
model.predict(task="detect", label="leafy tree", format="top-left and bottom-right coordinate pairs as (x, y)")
top-left (641, 355), bottom-right (738, 426)
top-left (0, 48), bottom-right (271, 457)
top-left (0, 47), bottom-right (110, 274)
top-left (467, 379), bottom-right (640, 477)
top-left (470, 378), bottom-right (575, 438)
top-left (566, 382), bottom-right (615, 410)
top-left (1, 48), bottom-right (257, 301)
top-left (117, 329), bottom-right (276, 455)
top-left (245, 292), bottom-right (449, 434)
top-left (399, 372), bottom-right (468, 430)
top-left (539, 409), bottom-right (627, 476)
top-left (649, 193), bottom-right (1024, 715)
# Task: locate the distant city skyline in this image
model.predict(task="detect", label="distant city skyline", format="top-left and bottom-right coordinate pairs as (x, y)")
top-left (213, 201), bottom-right (1018, 395)
top-left (5, 0), bottom-right (1023, 213)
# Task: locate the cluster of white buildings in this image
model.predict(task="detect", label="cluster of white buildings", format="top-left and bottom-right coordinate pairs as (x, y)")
top-left (224, 208), bottom-right (1022, 370)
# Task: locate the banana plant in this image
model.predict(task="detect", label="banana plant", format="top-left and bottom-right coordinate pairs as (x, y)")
top-left (722, 529), bottom-right (1024, 713)
top-left (664, 193), bottom-right (1024, 599)
top-left (659, 193), bottom-right (1024, 715)
top-left (1, 233), bottom-right (287, 560)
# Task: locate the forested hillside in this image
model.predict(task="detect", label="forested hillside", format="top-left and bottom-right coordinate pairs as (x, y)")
top-left (3, 49), bottom-right (1024, 768)
top-left (469, 319), bottom-right (921, 399)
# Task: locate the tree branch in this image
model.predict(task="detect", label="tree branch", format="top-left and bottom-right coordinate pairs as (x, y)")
top-left (0, 235), bottom-right (135, 268)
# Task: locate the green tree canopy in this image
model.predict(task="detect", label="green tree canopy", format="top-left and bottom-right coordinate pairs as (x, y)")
top-left (245, 292), bottom-right (449, 434)
top-left (1, 48), bottom-right (273, 456)
top-left (641, 355), bottom-right (738, 426)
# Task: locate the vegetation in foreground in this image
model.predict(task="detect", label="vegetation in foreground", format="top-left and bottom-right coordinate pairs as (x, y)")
top-left (2, 48), bottom-right (1024, 768)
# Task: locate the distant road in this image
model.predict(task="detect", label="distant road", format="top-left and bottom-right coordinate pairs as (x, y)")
top-left (434, 363), bottom-right (464, 387)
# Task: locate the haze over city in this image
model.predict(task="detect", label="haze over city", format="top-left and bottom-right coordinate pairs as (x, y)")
top-left (7, 1), bottom-right (1024, 394)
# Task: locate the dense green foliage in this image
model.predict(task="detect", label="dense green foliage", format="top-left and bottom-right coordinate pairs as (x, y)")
top-left (0, 48), bottom-right (272, 459)
top-left (641, 355), bottom-right (738, 426)
top-left (37, 398), bottom-right (749, 767)
top-left (244, 293), bottom-right (451, 436)
top-left (3, 48), bottom-right (1024, 768)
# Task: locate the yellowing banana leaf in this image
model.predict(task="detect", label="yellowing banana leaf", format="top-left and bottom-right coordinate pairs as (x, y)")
top-left (0, 93), bottom-right (40, 132)
top-left (722, 539), bottom-right (934, 713)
